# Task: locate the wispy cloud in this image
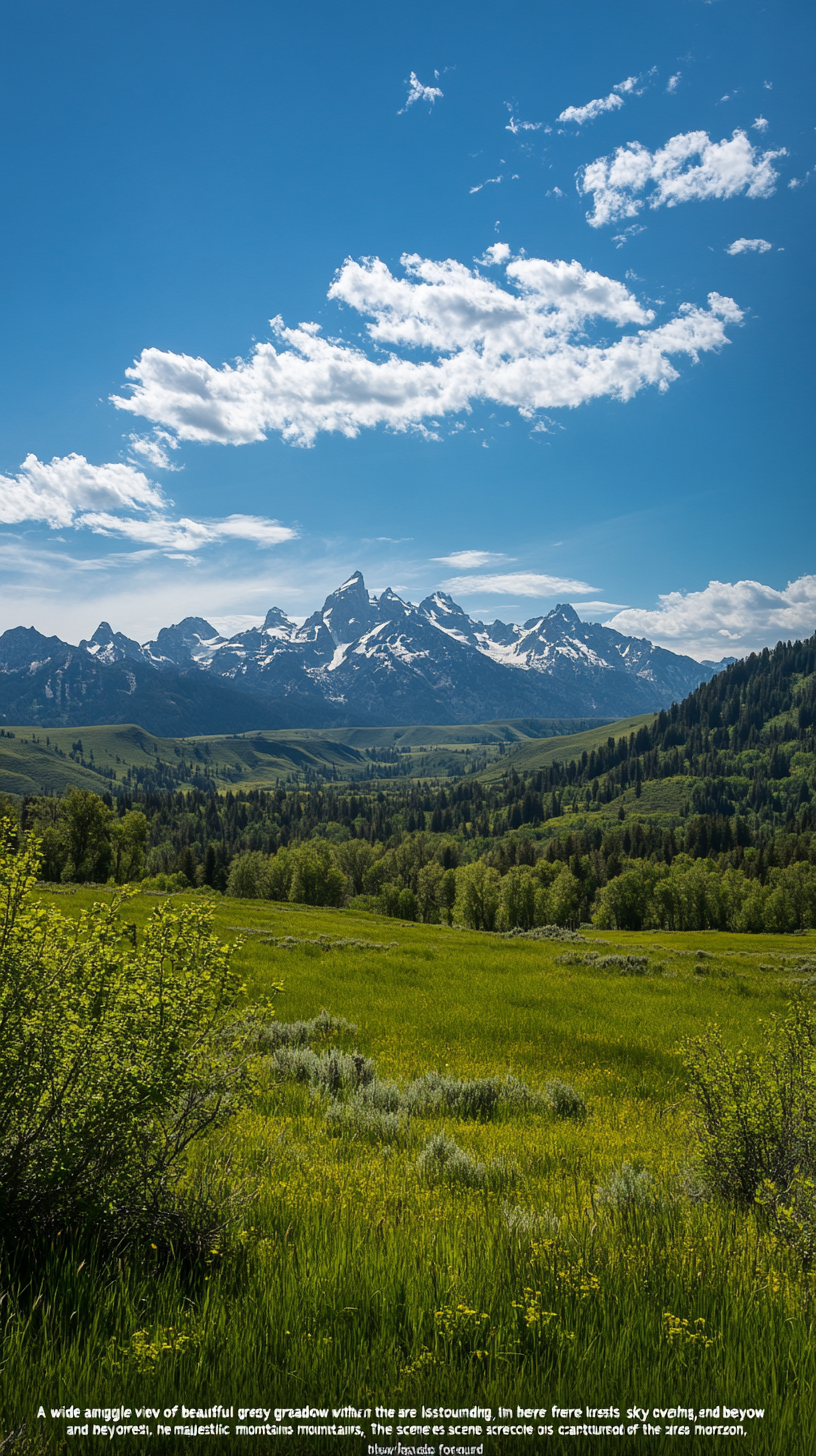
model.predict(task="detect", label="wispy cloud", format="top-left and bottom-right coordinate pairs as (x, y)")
top-left (571, 600), bottom-right (630, 612)
top-left (579, 129), bottom-right (787, 227)
top-left (557, 72), bottom-right (650, 127)
top-left (470, 175), bottom-right (503, 193)
top-left (752, 115), bottom-right (769, 133)
top-left (726, 237), bottom-right (772, 255)
top-left (127, 430), bottom-right (183, 470)
top-left (605, 575), bottom-right (816, 660)
top-left (437, 571), bottom-right (598, 597)
top-left (112, 252), bottom-right (743, 448)
top-left (611, 223), bottom-right (647, 248)
top-left (398, 71), bottom-right (443, 114)
top-left (666, 73), bottom-right (681, 94)
top-left (78, 512), bottom-right (296, 552)
top-left (432, 550), bottom-right (512, 569)
top-left (504, 103), bottom-right (543, 135)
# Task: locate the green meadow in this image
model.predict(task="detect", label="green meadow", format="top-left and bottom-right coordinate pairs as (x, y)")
top-left (0, 717), bottom-right (610, 798)
top-left (3, 884), bottom-right (813, 1455)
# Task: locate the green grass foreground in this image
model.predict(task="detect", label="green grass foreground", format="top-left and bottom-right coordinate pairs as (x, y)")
top-left (4, 889), bottom-right (814, 1455)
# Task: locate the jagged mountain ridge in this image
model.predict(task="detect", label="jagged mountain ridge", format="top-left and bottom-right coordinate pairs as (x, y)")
top-left (0, 572), bottom-right (733, 731)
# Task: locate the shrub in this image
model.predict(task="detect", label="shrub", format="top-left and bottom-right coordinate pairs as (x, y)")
top-left (256, 1008), bottom-right (356, 1048)
top-left (683, 998), bottom-right (816, 1207)
top-left (417, 1132), bottom-right (486, 1188)
top-left (0, 820), bottom-right (273, 1252)
top-left (598, 1161), bottom-right (655, 1209)
top-left (404, 1072), bottom-right (500, 1120)
top-left (270, 1045), bottom-right (376, 1092)
top-left (544, 1080), bottom-right (587, 1119)
top-left (324, 1100), bottom-right (404, 1144)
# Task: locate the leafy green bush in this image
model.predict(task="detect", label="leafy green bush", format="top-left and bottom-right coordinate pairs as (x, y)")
top-left (683, 998), bottom-right (816, 1208)
top-left (0, 820), bottom-right (272, 1253)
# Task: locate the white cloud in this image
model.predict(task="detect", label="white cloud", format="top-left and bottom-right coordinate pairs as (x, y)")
top-left (612, 223), bottom-right (647, 247)
top-left (0, 453), bottom-right (167, 528)
top-left (571, 600), bottom-right (630, 612)
top-left (726, 237), bottom-right (772, 255)
top-left (470, 175), bottom-right (503, 193)
top-left (505, 104), bottom-right (543, 134)
top-left (557, 91), bottom-right (624, 127)
top-left (752, 115), bottom-right (769, 133)
top-left (666, 73), bottom-right (681, 94)
top-left (111, 252), bottom-right (743, 448)
top-left (605, 575), bottom-right (816, 660)
top-left (556, 72), bottom-right (649, 127)
top-left (78, 512), bottom-right (296, 552)
top-left (398, 72), bottom-right (443, 114)
top-left (432, 550), bottom-right (512, 569)
top-left (476, 242), bottom-right (512, 266)
top-left (437, 572), bottom-right (598, 597)
top-left (579, 129), bottom-right (787, 228)
top-left (207, 613), bottom-right (265, 635)
top-left (127, 430), bottom-right (183, 470)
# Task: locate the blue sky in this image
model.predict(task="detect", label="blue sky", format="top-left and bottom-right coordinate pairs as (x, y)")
top-left (1, 0), bottom-right (814, 660)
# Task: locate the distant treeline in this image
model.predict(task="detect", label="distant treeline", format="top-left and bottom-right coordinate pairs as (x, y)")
top-left (8, 634), bottom-right (815, 932)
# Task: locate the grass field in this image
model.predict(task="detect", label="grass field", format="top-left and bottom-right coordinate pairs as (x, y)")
top-left (2, 886), bottom-right (813, 1455)
top-left (476, 714), bottom-right (656, 785)
top-left (0, 716), bottom-right (611, 797)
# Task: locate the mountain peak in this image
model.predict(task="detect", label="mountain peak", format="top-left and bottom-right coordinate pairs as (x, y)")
top-left (263, 606), bottom-right (293, 630)
top-left (548, 603), bottom-right (581, 624)
top-left (308, 570), bottom-right (379, 645)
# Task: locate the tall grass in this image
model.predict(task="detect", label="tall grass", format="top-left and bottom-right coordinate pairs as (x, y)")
top-left (2, 890), bottom-right (813, 1455)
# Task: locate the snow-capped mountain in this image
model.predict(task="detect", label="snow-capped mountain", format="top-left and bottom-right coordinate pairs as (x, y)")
top-left (0, 572), bottom-right (734, 732)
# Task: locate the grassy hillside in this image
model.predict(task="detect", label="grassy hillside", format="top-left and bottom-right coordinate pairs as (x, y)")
top-left (0, 715), bottom-right (610, 797)
top-left (477, 712), bottom-right (656, 784)
top-left (5, 884), bottom-right (813, 1454)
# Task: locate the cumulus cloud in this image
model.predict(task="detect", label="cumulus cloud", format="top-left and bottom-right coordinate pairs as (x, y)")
top-left (476, 242), bottom-right (512, 266)
top-left (111, 252), bottom-right (743, 448)
top-left (398, 71), bottom-right (443, 113)
top-left (0, 450), bottom-right (296, 559)
top-left (605, 575), bottom-right (816, 660)
top-left (579, 129), bottom-right (787, 228)
top-left (437, 571), bottom-right (598, 597)
top-left (752, 115), bottom-right (769, 132)
top-left (726, 237), bottom-right (772, 254)
top-left (432, 550), bottom-right (512, 569)
top-left (78, 512), bottom-right (295, 553)
top-left (0, 453), bottom-right (167, 528)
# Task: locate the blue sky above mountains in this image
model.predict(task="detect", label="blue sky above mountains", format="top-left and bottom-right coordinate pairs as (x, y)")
top-left (0, 0), bottom-right (813, 661)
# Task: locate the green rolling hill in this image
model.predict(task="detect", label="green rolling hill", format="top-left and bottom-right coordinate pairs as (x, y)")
top-left (0, 715), bottom-right (611, 798)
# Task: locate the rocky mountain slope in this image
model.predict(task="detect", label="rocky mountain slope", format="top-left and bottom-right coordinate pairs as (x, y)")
top-left (0, 572), bottom-right (732, 732)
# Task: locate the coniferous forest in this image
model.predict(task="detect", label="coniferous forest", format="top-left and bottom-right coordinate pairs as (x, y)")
top-left (9, 634), bottom-right (815, 934)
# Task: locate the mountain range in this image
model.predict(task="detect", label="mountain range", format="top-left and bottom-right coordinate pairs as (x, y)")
top-left (0, 571), bottom-right (733, 735)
